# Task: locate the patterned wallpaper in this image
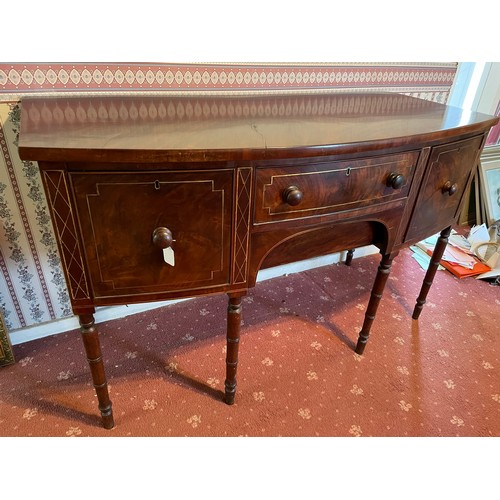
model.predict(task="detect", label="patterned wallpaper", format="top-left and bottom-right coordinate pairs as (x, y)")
top-left (0, 62), bottom-right (458, 336)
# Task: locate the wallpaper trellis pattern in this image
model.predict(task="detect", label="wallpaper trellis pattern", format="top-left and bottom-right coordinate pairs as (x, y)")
top-left (0, 62), bottom-right (458, 336)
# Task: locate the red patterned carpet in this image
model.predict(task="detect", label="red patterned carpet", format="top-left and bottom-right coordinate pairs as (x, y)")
top-left (1, 248), bottom-right (499, 437)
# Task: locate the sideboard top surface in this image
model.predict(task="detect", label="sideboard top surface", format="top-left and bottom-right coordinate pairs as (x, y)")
top-left (18, 92), bottom-right (498, 163)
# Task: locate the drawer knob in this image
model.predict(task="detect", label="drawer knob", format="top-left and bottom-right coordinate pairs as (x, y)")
top-left (386, 172), bottom-right (405, 190)
top-left (442, 181), bottom-right (458, 196)
top-left (283, 185), bottom-right (303, 206)
top-left (152, 227), bottom-right (174, 249)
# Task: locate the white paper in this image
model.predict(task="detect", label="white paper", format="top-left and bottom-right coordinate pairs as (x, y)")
top-left (415, 240), bottom-right (476, 268)
top-left (448, 233), bottom-right (473, 253)
top-left (468, 224), bottom-right (491, 246)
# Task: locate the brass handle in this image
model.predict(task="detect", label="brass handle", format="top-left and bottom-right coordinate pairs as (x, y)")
top-left (152, 227), bottom-right (173, 249)
top-left (386, 172), bottom-right (405, 190)
top-left (282, 185), bottom-right (303, 206)
top-left (442, 181), bottom-right (458, 196)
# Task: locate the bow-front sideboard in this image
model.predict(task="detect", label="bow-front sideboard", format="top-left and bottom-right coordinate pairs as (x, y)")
top-left (18, 92), bottom-right (498, 429)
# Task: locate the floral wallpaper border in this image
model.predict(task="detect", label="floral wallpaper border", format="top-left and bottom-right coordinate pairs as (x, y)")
top-left (0, 62), bottom-right (458, 336)
top-left (1, 62), bottom-right (457, 99)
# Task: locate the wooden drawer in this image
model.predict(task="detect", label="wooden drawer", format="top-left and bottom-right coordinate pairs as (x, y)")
top-left (254, 152), bottom-right (419, 224)
top-left (405, 136), bottom-right (483, 242)
top-left (70, 170), bottom-right (233, 299)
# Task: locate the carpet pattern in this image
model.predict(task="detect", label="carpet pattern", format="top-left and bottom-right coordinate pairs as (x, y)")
top-left (1, 248), bottom-right (499, 437)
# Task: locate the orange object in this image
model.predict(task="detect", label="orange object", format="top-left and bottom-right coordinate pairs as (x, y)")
top-left (424, 249), bottom-right (491, 278)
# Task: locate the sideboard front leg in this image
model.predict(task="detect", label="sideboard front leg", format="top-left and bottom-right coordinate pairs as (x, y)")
top-left (224, 294), bottom-right (244, 405)
top-left (412, 225), bottom-right (452, 320)
top-left (79, 314), bottom-right (114, 429)
top-left (355, 252), bottom-right (397, 355)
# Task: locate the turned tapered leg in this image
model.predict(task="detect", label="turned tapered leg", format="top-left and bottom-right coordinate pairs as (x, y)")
top-left (224, 294), bottom-right (243, 405)
top-left (345, 249), bottom-right (355, 266)
top-left (79, 314), bottom-right (114, 429)
top-left (355, 252), bottom-right (397, 355)
top-left (412, 225), bottom-right (452, 320)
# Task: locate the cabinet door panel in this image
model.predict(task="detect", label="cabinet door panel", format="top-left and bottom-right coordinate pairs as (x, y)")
top-left (405, 136), bottom-right (483, 242)
top-left (70, 170), bottom-right (233, 298)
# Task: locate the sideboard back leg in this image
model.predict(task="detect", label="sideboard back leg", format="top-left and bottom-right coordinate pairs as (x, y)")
top-left (412, 225), bottom-right (452, 320)
top-left (345, 249), bottom-right (355, 266)
top-left (79, 314), bottom-right (115, 429)
top-left (355, 252), bottom-right (397, 355)
top-left (224, 294), bottom-right (244, 405)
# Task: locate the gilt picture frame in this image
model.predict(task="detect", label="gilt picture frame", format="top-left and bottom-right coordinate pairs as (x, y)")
top-left (479, 145), bottom-right (500, 226)
top-left (0, 311), bottom-right (15, 367)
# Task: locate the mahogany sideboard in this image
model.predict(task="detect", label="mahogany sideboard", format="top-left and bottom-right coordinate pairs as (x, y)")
top-left (18, 92), bottom-right (498, 429)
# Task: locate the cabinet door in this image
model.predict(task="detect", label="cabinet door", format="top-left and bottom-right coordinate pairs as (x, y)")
top-left (405, 136), bottom-right (483, 242)
top-left (70, 170), bottom-right (233, 299)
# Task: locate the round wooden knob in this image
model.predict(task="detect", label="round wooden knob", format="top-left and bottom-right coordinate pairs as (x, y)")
top-left (152, 227), bottom-right (173, 249)
top-left (442, 181), bottom-right (458, 196)
top-left (386, 172), bottom-right (405, 190)
top-left (282, 185), bottom-right (303, 206)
